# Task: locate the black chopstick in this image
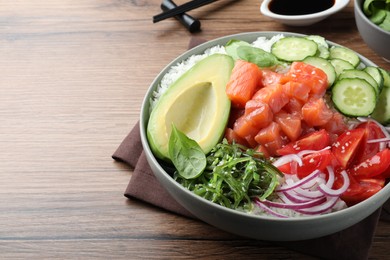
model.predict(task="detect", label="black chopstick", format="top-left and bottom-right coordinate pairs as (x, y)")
top-left (153, 0), bottom-right (218, 23)
top-left (161, 0), bottom-right (201, 32)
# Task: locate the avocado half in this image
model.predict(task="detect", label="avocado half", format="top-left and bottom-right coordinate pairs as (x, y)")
top-left (147, 53), bottom-right (234, 161)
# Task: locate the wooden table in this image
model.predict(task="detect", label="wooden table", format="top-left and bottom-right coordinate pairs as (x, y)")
top-left (1, 0), bottom-right (390, 258)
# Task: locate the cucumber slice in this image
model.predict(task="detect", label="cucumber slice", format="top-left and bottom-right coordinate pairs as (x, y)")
top-left (303, 56), bottom-right (336, 87)
top-left (371, 9), bottom-right (387, 25)
top-left (305, 35), bottom-right (329, 48)
top-left (363, 0), bottom-right (375, 16)
top-left (379, 11), bottom-right (390, 32)
top-left (330, 58), bottom-right (355, 76)
top-left (317, 46), bottom-right (330, 59)
top-left (364, 66), bottom-right (384, 93)
top-left (338, 69), bottom-right (379, 95)
top-left (271, 37), bottom-right (318, 62)
top-left (331, 78), bottom-right (377, 117)
top-left (329, 46), bottom-right (360, 67)
top-left (379, 68), bottom-right (390, 88)
top-left (371, 86), bottom-right (390, 124)
top-left (305, 35), bottom-right (330, 59)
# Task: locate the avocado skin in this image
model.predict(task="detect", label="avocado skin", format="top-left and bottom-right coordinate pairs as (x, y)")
top-left (147, 53), bottom-right (234, 161)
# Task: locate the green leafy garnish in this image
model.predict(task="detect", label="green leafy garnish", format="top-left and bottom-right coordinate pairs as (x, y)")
top-left (225, 39), bottom-right (252, 60)
top-left (168, 124), bottom-right (206, 179)
top-left (174, 139), bottom-right (281, 211)
top-left (225, 40), bottom-right (280, 67)
top-left (236, 46), bottom-right (280, 67)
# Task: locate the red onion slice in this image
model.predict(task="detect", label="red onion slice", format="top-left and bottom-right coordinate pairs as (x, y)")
top-left (318, 170), bottom-right (349, 197)
top-left (281, 190), bottom-right (312, 203)
top-left (276, 169), bottom-right (321, 192)
top-left (260, 196), bottom-right (326, 210)
top-left (273, 154), bottom-right (303, 167)
top-left (325, 166), bottom-right (335, 188)
top-left (367, 137), bottom-right (390, 144)
top-left (283, 178), bottom-right (323, 199)
top-left (291, 186), bottom-right (324, 199)
top-left (295, 197), bottom-right (339, 215)
top-left (254, 199), bottom-right (289, 218)
top-left (297, 146), bottom-right (331, 157)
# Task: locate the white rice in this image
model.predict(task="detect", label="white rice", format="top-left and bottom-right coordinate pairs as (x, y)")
top-left (149, 34), bottom-right (285, 111)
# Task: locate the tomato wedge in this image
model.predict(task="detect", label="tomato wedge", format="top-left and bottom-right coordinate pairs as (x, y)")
top-left (277, 149), bottom-right (333, 179)
top-left (277, 129), bottom-right (330, 156)
top-left (331, 128), bottom-right (366, 169)
top-left (349, 149), bottom-right (390, 178)
top-left (334, 174), bottom-right (385, 206)
top-left (355, 121), bottom-right (387, 163)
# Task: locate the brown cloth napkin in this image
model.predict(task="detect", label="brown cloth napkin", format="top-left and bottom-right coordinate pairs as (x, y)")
top-left (112, 38), bottom-right (389, 260)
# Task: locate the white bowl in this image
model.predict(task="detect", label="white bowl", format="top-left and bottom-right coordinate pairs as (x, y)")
top-left (141, 32), bottom-right (390, 241)
top-left (260, 0), bottom-right (350, 26)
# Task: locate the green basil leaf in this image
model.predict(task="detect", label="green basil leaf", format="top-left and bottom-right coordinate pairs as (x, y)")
top-left (225, 39), bottom-right (252, 60)
top-left (169, 124), bottom-right (206, 179)
top-left (236, 45), bottom-right (280, 67)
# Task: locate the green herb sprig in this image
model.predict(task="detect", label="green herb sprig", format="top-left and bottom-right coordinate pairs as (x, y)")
top-left (173, 139), bottom-right (282, 211)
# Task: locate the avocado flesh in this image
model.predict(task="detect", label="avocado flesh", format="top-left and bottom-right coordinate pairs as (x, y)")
top-left (147, 53), bottom-right (234, 161)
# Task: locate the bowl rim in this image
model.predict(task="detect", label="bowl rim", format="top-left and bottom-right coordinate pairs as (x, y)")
top-left (354, 0), bottom-right (390, 36)
top-left (140, 31), bottom-right (390, 225)
top-left (260, 0), bottom-right (350, 20)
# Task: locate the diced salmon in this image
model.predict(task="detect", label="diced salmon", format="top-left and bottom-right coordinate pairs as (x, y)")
top-left (245, 135), bottom-right (259, 148)
top-left (233, 102), bottom-right (273, 141)
top-left (233, 115), bottom-right (259, 140)
top-left (322, 112), bottom-right (349, 135)
top-left (281, 62), bottom-right (328, 97)
top-left (256, 144), bottom-right (270, 158)
top-left (283, 97), bottom-right (304, 117)
top-left (282, 81), bottom-right (311, 102)
top-left (252, 84), bottom-right (289, 113)
top-left (274, 110), bottom-right (302, 142)
top-left (226, 60), bottom-right (262, 108)
top-left (254, 122), bottom-right (285, 156)
top-left (300, 120), bottom-right (316, 137)
top-left (261, 69), bottom-right (283, 87)
top-left (224, 128), bottom-right (249, 147)
top-left (302, 98), bottom-right (333, 127)
top-left (244, 102), bottom-right (273, 129)
top-left (244, 99), bottom-right (264, 115)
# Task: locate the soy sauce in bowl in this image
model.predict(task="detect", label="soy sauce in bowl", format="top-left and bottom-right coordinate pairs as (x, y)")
top-left (269, 0), bottom-right (335, 15)
top-left (260, 0), bottom-right (349, 26)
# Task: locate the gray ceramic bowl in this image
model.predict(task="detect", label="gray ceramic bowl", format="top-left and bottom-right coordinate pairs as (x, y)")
top-left (355, 0), bottom-right (390, 61)
top-left (140, 32), bottom-right (390, 241)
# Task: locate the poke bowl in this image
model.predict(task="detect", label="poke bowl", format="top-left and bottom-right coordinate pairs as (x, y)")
top-left (140, 31), bottom-right (390, 241)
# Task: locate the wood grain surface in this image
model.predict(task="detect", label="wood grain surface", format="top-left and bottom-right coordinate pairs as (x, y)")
top-left (1, 0), bottom-right (390, 259)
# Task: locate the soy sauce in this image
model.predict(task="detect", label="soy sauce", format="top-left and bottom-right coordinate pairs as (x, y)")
top-left (269, 0), bottom-right (335, 15)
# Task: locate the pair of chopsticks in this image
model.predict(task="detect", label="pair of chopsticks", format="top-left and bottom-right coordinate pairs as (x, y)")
top-left (153, 0), bottom-right (218, 23)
